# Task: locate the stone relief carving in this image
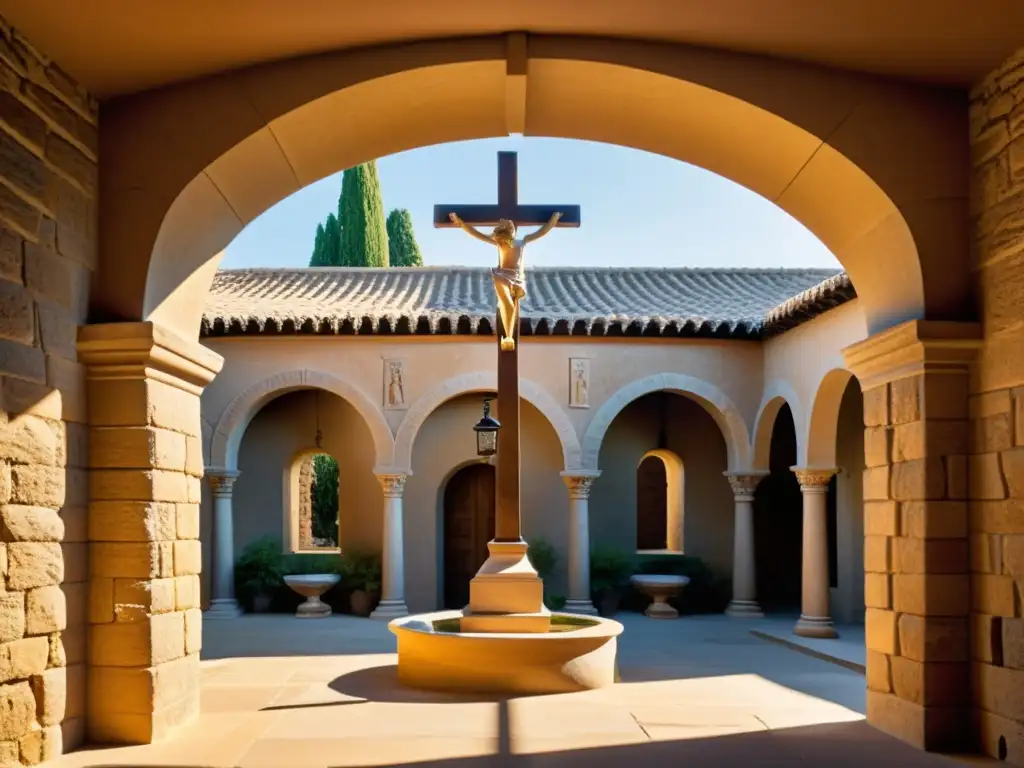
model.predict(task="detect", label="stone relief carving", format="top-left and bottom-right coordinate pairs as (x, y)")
top-left (569, 358), bottom-right (590, 409)
top-left (384, 359), bottom-right (407, 410)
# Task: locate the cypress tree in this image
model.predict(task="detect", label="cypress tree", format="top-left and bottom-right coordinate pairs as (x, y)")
top-left (339, 162), bottom-right (389, 267)
top-left (386, 208), bottom-right (423, 267)
top-left (309, 222), bottom-right (327, 266)
top-left (323, 214), bottom-right (341, 266)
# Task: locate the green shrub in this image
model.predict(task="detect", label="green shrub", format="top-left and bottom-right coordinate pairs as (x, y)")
top-left (527, 537), bottom-right (558, 581)
top-left (234, 536), bottom-right (284, 609)
top-left (341, 549), bottom-right (382, 593)
top-left (281, 551), bottom-right (344, 576)
top-left (589, 547), bottom-right (635, 596)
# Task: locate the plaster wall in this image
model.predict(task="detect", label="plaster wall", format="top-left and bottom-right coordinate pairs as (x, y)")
top-left (832, 378), bottom-right (866, 625)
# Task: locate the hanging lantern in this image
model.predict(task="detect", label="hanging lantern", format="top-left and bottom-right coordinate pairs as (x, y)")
top-left (473, 397), bottom-right (501, 457)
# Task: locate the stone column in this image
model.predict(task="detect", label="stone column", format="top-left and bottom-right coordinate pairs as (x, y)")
top-left (791, 467), bottom-right (839, 638)
top-left (844, 319), bottom-right (979, 753)
top-left (369, 473), bottom-right (409, 619)
top-left (560, 472), bottom-right (600, 615)
top-left (724, 472), bottom-right (767, 617)
top-left (80, 322), bottom-right (223, 745)
top-left (205, 470), bottom-right (242, 619)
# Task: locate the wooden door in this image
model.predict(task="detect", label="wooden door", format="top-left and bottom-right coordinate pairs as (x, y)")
top-left (443, 463), bottom-right (496, 609)
top-left (636, 456), bottom-right (668, 550)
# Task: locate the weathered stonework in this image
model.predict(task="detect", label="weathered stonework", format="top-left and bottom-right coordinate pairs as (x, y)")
top-left (971, 46), bottom-right (1024, 767)
top-left (0, 15), bottom-right (97, 764)
top-left (78, 323), bottom-right (221, 745)
top-left (297, 455), bottom-right (313, 549)
top-left (844, 320), bottom-right (980, 753)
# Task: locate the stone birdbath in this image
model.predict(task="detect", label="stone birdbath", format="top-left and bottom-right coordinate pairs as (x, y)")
top-left (283, 574), bottom-right (341, 618)
top-left (631, 574), bottom-right (690, 619)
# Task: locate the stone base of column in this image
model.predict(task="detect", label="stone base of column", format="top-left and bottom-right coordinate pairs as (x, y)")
top-left (562, 599), bottom-right (598, 616)
top-left (794, 615), bottom-right (838, 639)
top-left (725, 600), bottom-right (764, 618)
top-left (370, 599), bottom-right (409, 620)
top-left (205, 599), bottom-right (243, 620)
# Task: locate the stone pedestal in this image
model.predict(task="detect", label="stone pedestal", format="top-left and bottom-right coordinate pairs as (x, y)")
top-left (461, 540), bottom-right (551, 633)
top-left (561, 472), bottom-right (600, 616)
top-left (724, 472), bottom-right (767, 618)
top-left (284, 574), bottom-right (341, 618)
top-left (370, 473), bottom-right (410, 619)
top-left (791, 467), bottom-right (839, 639)
top-left (631, 574), bottom-right (689, 619)
top-left (205, 470), bottom-right (242, 619)
top-left (80, 322), bottom-right (222, 744)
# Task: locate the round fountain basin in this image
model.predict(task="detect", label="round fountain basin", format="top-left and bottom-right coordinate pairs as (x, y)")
top-left (630, 574), bottom-right (689, 598)
top-left (283, 574), bottom-right (341, 597)
top-left (389, 610), bottom-right (623, 695)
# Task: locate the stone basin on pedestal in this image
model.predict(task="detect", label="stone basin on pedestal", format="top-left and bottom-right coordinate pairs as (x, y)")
top-left (631, 574), bottom-right (690, 619)
top-left (284, 574), bottom-right (341, 618)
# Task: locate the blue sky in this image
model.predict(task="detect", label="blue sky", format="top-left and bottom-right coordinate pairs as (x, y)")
top-left (222, 137), bottom-right (840, 271)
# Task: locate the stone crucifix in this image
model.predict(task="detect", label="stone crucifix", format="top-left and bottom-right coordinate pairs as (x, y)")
top-left (435, 151), bottom-right (581, 544)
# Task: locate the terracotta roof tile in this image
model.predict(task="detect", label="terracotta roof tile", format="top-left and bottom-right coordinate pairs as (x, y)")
top-left (201, 266), bottom-right (854, 339)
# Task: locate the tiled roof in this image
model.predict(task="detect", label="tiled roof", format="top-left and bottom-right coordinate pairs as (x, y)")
top-left (200, 267), bottom-right (854, 340)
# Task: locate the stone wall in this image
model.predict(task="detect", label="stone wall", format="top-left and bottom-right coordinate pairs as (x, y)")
top-left (298, 456), bottom-right (313, 549)
top-left (0, 18), bottom-right (97, 764)
top-left (969, 48), bottom-right (1024, 765)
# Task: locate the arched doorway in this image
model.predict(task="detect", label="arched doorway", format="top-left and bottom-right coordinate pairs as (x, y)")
top-left (637, 455), bottom-right (668, 550)
top-left (442, 463), bottom-right (496, 609)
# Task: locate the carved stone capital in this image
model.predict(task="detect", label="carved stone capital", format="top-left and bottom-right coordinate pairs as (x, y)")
top-left (724, 471), bottom-right (768, 500)
top-left (791, 467), bottom-right (838, 490)
top-left (561, 471), bottom-right (600, 500)
top-left (207, 469), bottom-right (240, 498)
top-left (376, 473), bottom-right (408, 498)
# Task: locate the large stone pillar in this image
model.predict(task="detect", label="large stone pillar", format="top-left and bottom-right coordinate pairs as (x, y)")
top-left (369, 473), bottom-right (409, 619)
top-left (205, 470), bottom-right (242, 619)
top-left (791, 467), bottom-right (839, 638)
top-left (844, 319), bottom-right (979, 753)
top-left (79, 322), bottom-right (222, 744)
top-left (561, 472), bottom-right (600, 615)
top-left (724, 472), bottom-right (767, 617)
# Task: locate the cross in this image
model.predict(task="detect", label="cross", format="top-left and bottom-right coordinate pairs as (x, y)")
top-left (433, 151), bottom-right (581, 228)
top-left (433, 152), bottom-right (581, 547)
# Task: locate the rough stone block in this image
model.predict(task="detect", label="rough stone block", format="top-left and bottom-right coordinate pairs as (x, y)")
top-left (89, 612), bottom-right (185, 668)
top-left (970, 453), bottom-right (1008, 499)
top-left (864, 535), bottom-right (891, 572)
top-left (972, 574), bottom-right (1017, 616)
top-left (900, 501), bottom-right (967, 539)
top-left (893, 537), bottom-right (968, 575)
top-left (0, 415), bottom-right (59, 468)
top-left (44, 356), bottom-right (86, 424)
top-left (113, 577), bottom-right (175, 617)
top-left (19, 722), bottom-right (62, 765)
top-left (88, 651), bottom-right (199, 718)
top-left (864, 572), bottom-right (891, 608)
top-left (0, 183), bottom-right (42, 242)
top-left (31, 667), bottom-right (65, 727)
top-left (973, 613), bottom-right (1003, 665)
top-left (892, 574), bottom-right (969, 616)
top-left (863, 465), bottom-right (890, 501)
top-left (90, 426), bottom-right (187, 472)
top-left (864, 427), bottom-right (890, 467)
top-left (971, 389), bottom-right (1012, 420)
top-left (865, 689), bottom-right (967, 751)
top-left (863, 385), bottom-right (889, 427)
top-left (60, 625), bottom-right (83, 667)
top-left (0, 279), bottom-right (33, 346)
top-left (9, 465), bottom-right (63, 508)
top-left (889, 656), bottom-right (967, 707)
top-left (897, 614), bottom-right (968, 662)
top-left (173, 540), bottom-right (201, 576)
top-left (892, 457), bottom-right (947, 501)
top-left (60, 505), bottom-right (86, 543)
top-left (89, 469), bottom-right (190, 504)
top-left (186, 475), bottom-right (201, 504)
top-left (61, 542), bottom-right (85, 583)
top-left (892, 420), bottom-right (967, 463)
top-left (866, 650), bottom-right (891, 693)
top-left (88, 542), bottom-right (166, 579)
top-left (174, 575), bottom-right (199, 611)
top-left (971, 499), bottom-right (1024, 534)
top-left (87, 378), bottom-right (200, 437)
top-left (36, 300), bottom-right (77, 361)
top-left (88, 501), bottom-right (176, 543)
top-left (974, 661), bottom-right (1024, 723)
top-left (0, 637), bottom-right (50, 683)
top-left (0, 505), bottom-right (63, 542)
top-left (0, 594), bottom-right (25, 644)
top-left (47, 632), bottom-right (65, 669)
top-left (46, 133), bottom-right (96, 196)
top-left (865, 608), bottom-right (898, 654)
top-left (25, 585), bottom-right (65, 635)
top-left (6, 542), bottom-right (61, 590)
top-left (978, 709), bottom-right (1024, 765)
top-left (174, 504), bottom-right (199, 540)
top-left (0, 739), bottom-right (15, 765)
top-left (973, 414), bottom-right (1014, 454)
top-left (0, 465), bottom-right (9, 505)
top-left (946, 454), bottom-right (968, 499)
top-left (922, 375), bottom-right (969, 421)
top-left (971, 533), bottom-right (1003, 574)
top-left (1003, 617), bottom-right (1024, 669)
top-left (1007, 534), bottom-right (1024, 581)
top-left (183, 608), bottom-right (201, 655)
top-left (890, 377), bottom-right (921, 425)
top-left (0, 681), bottom-right (35, 739)
top-left (864, 501), bottom-right (899, 536)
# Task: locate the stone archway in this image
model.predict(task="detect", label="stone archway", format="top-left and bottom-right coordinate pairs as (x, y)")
top-left (210, 368), bottom-right (395, 471)
top-left (98, 36), bottom-right (969, 343)
top-left (751, 380), bottom-right (805, 471)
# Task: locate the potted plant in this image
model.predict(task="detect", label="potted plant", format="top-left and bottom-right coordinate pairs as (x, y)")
top-left (526, 536), bottom-right (561, 610)
top-left (590, 547), bottom-right (634, 617)
top-left (235, 536), bottom-right (284, 613)
top-left (343, 550), bottom-right (382, 617)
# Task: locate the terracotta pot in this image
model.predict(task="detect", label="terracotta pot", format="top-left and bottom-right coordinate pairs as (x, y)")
top-left (596, 590), bottom-right (621, 618)
top-left (350, 589), bottom-right (379, 617)
top-left (251, 593), bottom-right (272, 614)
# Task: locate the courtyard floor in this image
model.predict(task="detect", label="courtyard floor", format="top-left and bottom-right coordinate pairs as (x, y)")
top-left (53, 613), bottom-right (983, 767)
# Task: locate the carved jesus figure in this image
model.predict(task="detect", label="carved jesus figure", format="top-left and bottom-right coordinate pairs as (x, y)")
top-left (449, 211), bottom-right (562, 351)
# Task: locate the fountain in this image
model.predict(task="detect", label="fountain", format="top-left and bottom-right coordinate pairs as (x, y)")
top-left (389, 152), bottom-right (623, 695)
top-left (284, 573), bottom-right (341, 618)
top-left (631, 574), bottom-right (690, 619)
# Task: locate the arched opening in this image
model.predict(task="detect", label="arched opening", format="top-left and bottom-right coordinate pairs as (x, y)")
top-left (636, 449), bottom-right (685, 554)
top-left (754, 402), bottom-right (803, 612)
top-left (593, 390), bottom-right (730, 576)
top-left (285, 451), bottom-right (340, 551)
top-left (442, 463), bottom-right (496, 610)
